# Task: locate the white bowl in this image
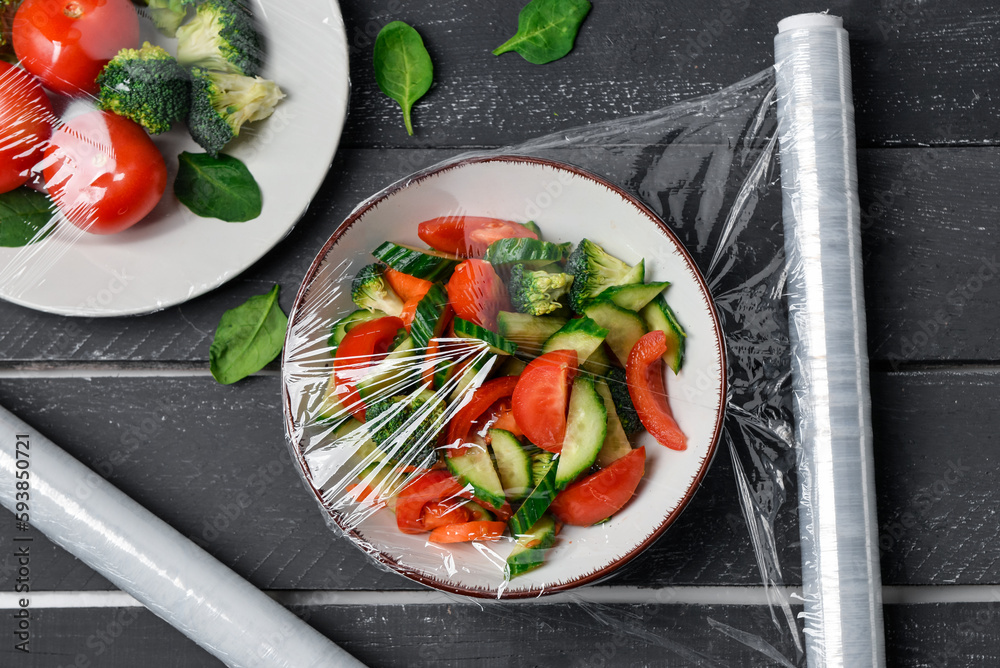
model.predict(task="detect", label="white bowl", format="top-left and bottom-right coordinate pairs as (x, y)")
top-left (282, 156), bottom-right (726, 598)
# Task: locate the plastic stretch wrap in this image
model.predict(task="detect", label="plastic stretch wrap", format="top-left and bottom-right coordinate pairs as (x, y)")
top-left (0, 0), bottom-right (348, 316)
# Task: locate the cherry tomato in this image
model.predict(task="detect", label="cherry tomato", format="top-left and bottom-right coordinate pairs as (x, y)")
top-left (428, 520), bottom-right (507, 543)
top-left (395, 470), bottom-right (470, 534)
top-left (418, 216), bottom-right (538, 258)
top-left (333, 316), bottom-right (404, 421)
top-left (421, 500), bottom-right (472, 530)
top-left (42, 110), bottom-right (166, 234)
top-left (512, 349), bottom-right (578, 453)
top-left (0, 61), bottom-right (54, 193)
top-left (13, 0), bottom-right (139, 96)
top-left (445, 375), bottom-right (520, 454)
top-left (550, 447), bottom-right (646, 526)
top-left (446, 259), bottom-right (511, 330)
top-left (626, 331), bottom-right (687, 450)
top-left (384, 267), bottom-right (433, 302)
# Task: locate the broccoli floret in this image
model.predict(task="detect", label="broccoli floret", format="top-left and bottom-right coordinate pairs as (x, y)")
top-left (566, 239), bottom-right (643, 312)
top-left (365, 390), bottom-right (447, 464)
top-left (96, 42), bottom-right (190, 135)
top-left (606, 367), bottom-right (642, 435)
top-left (176, 0), bottom-right (262, 76)
top-left (508, 263), bottom-right (574, 316)
top-left (135, 0), bottom-right (198, 38)
top-left (186, 66), bottom-right (285, 156)
top-left (350, 263), bottom-right (405, 316)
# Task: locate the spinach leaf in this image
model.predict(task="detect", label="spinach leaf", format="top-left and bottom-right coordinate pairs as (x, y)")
top-left (0, 187), bottom-right (56, 247)
top-left (493, 0), bottom-right (592, 65)
top-left (373, 21), bottom-right (434, 136)
top-left (174, 152), bottom-right (262, 222)
top-left (209, 284), bottom-right (288, 385)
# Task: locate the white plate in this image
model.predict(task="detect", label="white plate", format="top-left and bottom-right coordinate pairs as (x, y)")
top-left (0, 0), bottom-right (350, 317)
top-left (282, 157), bottom-right (727, 598)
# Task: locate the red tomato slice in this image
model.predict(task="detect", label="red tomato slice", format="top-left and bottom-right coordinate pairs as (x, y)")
top-left (334, 316), bottom-right (404, 421)
top-left (428, 520), bottom-right (507, 543)
top-left (512, 349), bottom-right (578, 453)
top-left (485, 399), bottom-right (523, 440)
top-left (446, 259), bottom-right (511, 330)
top-left (418, 216), bottom-right (538, 258)
top-left (421, 500), bottom-right (472, 530)
top-left (395, 470), bottom-right (471, 534)
top-left (550, 447), bottom-right (646, 526)
top-left (626, 331), bottom-right (687, 450)
top-left (0, 62), bottom-right (54, 194)
top-left (384, 267), bottom-right (433, 302)
top-left (446, 376), bottom-right (520, 455)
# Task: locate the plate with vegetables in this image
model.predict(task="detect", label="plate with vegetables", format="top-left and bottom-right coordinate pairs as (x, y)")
top-left (0, 0), bottom-right (349, 316)
top-left (282, 156), bottom-right (727, 598)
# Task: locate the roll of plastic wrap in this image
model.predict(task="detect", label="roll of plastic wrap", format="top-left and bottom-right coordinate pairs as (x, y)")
top-left (774, 14), bottom-right (886, 667)
top-left (0, 406), bottom-right (365, 668)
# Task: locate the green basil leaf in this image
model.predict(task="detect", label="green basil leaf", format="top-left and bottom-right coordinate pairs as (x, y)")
top-left (493, 0), bottom-right (592, 65)
top-left (373, 21), bottom-right (433, 136)
top-left (0, 187), bottom-right (56, 247)
top-left (209, 284), bottom-right (288, 385)
top-left (174, 151), bottom-right (262, 222)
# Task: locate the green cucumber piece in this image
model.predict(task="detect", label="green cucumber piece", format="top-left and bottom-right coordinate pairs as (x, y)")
top-left (315, 368), bottom-right (350, 425)
top-left (583, 301), bottom-right (647, 366)
top-left (446, 440), bottom-right (507, 511)
top-left (541, 316), bottom-right (608, 362)
top-left (356, 336), bottom-right (420, 401)
top-left (489, 429), bottom-right (532, 502)
top-left (594, 379), bottom-right (632, 467)
top-left (328, 309), bottom-right (388, 350)
top-left (484, 237), bottom-right (567, 268)
top-left (506, 514), bottom-right (558, 578)
top-left (530, 450), bottom-right (554, 486)
top-left (448, 352), bottom-right (498, 403)
top-left (409, 284), bottom-right (450, 349)
top-left (495, 311), bottom-right (567, 356)
top-left (373, 242), bottom-right (461, 281)
top-left (582, 343), bottom-right (616, 376)
top-left (508, 453), bottom-right (558, 536)
top-left (523, 221), bottom-right (542, 239)
top-left (498, 356), bottom-right (528, 377)
top-left (453, 318), bottom-right (518, 355)
top-left (598, 281), bottom-right (670, 312)
top-left (463, 499), bottom-right (496, 521)
top-left (555, 375), bottom-right (607, 489)
top-left (641, 295), bottom-right (687, 373)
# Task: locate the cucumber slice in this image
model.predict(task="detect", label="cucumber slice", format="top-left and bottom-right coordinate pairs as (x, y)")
top-left (508, 453), bottom-right (558, 536)
top-left (594, 380), bottom-right (632, 467)
top-left (373, 242), bottom-right (461, 281)
top-left (447, 352), bottom-right (498, 403)
top-left (541, 316), bottom-right (608, 361)
top-left (453, 318), bottom-right (518, 355)
top-left (582, 343), bottom-right (616, 376)
top-left (641, 295), bottom-right (687, 373)
top-left (409, 284), bottom-right (450, 349)
top-left (530, 450), bottom-right (554, 486)
top-left (495, 311), bottom-right (567, 356)
top-left (498, 356), bottom-right (528, 377)
top-left (583, 301), bottom-right (647, 366)
top-left (446, 440), bottom-right (507, 511)
top-left (490, 429), bottom-right (532, 502)
top-left (555, 375), bottom-right (607, 489)
top-left (506, 514), bottom-right (558, 578)
top-left (328, 309), bottom-right (388, 350)
top-left (463, 499), bottom-right (496, 521)
top-left (314, 367), bottom-right (350, 426)
top-left (523, 221), bottom-right (542, 239)
top-left (356, 336), bottom-right (420, 401)
top-left (484, 237), bottom-right (567, 268)
top-left (598, 281), bottom-right (670, 312)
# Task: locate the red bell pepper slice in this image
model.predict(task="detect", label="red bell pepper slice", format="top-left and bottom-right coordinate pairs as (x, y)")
top-left (511, 349), bottom-right (578, 453)
top-left (384, 267), bottom-right (434, 302)
top-left (428, 520), bottom-right (507, 543)
top-left (418, 216), bottom-right (538, 258)
top-left (445, 375), bottom-right (520, 454)
top-left (550, 447), bottom-right (646, 526)
top-left (334, 316), bottom-right (404, 421)
top-left (626, 331), bottom-right (687, 450)
top-left (395, 470), bottom-right (471, 534)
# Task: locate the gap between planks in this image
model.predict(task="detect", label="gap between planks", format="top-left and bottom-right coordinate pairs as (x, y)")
top-left (2, 586), bottom-right (1000, 610)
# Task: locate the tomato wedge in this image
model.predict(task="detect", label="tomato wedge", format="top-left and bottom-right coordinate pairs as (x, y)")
top-left (418, 216), bottom-right (538, 258)
top-left (446, 259), bottom-right (511, 330)
top-left (421, 500), bottom-right (472, 530)
top-left (384, 267), bottom-right (433, 302)
top-left (428, 520), bottom-right (507, 543)
top-left (396, 470), bottom-right (471, 534)
top-left (550, 447), bottom-right (646, 526)
top-left (485, 399), bottom-right (523, 440)
top-left (626, 331), bottom-right (687, 450)
top-left (334, 316), bottom-right (404, 421)
top-left (512, 349), bottom-right (578, 453)
top-left (446, 375), bottom-right (520, 454)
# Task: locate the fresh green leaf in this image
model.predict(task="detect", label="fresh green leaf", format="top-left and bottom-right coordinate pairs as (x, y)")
top-left (373, 21), bottom-right (433, 136)
top-left (209, 285), bottom-right (288, 384)
top-left (174, 152), bottom-right (262, 222)
top-left (0, 187), bottom-right (56, 247)
top-left (493, 0), bottom-right (591, 65)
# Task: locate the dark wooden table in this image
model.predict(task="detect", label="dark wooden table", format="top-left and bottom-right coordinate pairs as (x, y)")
top-left (3, 0), bottom-right (999, 665)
